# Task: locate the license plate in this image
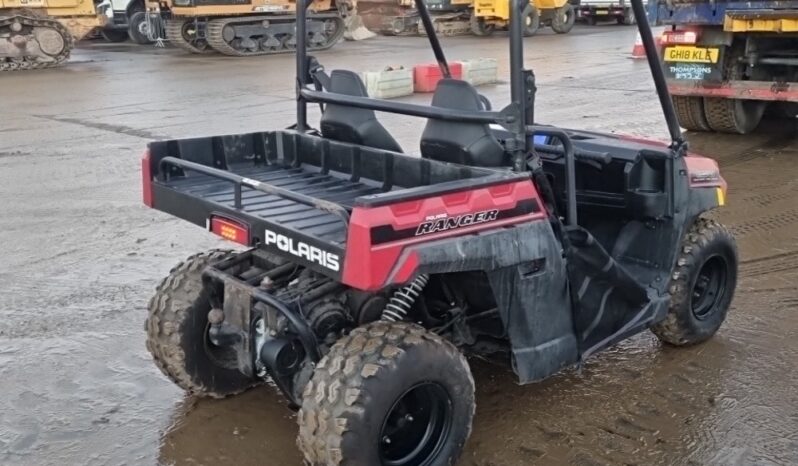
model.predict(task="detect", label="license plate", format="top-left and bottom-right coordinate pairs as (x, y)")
top-left (664, 46), bottom-right (720, 64)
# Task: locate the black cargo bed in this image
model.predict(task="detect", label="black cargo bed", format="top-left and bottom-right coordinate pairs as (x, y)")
top-left (164, 164), bottom-right (384, 244)
top-left (146, 130), bottom-right (526, 252)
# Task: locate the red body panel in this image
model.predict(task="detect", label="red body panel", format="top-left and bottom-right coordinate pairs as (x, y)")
top-left (341, 180), bottom-right (546, 291)
top-left (615, 134), bottom-right (726, 190)
top-left (684, 155), bottom-right (726, 190)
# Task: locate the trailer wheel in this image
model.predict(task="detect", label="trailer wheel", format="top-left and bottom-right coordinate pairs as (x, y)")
top-left (551, 3), bottom-right (575, 34)
top-left (521, 5), bottom-right (540, 36)
top-left (145, 249), bottom-right (256, 398)
top-left (673, 95), bottom-right (711, 132)
top-left (703, 44), bottom-right (766, 134)
top-left (129, 11), bottom-right (154, 45)
top-left (704, 97), bottom-right (765, 134)
top-left (652, 218), bottom-right (738, 346)
top-left (297, 321), bottom-right (475, 466)
top-left (618, 8), bottom-right (635, 25)
top-left (101, 29), bottom-right (129, 43)
top-left (469, 16), bottom-right (495, 36)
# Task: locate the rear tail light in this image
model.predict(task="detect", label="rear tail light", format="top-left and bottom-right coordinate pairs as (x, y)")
top-left (210, 216), bottom-right (250, 245)
top-left (661, 28), bottom-right (699, 45)
top-left (142, 149), bottom-right (153, 208)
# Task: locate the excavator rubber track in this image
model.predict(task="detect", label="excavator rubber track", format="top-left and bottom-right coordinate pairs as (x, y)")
top-left (206, 14), bottom-right (345, 56)
top-left (165, 19), bottom-right (215, 54)
top-left (0, 15), bottom-right (74, 71)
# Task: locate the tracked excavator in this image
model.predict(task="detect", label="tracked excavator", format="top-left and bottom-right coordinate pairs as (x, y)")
top-left (146, 0), bottom-right (349, 56)
top-left (1, 0), bottom-right (107, 71)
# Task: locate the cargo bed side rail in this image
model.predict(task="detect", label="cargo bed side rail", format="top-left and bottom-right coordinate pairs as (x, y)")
top-left (158, 156), bottom-right (351, 225)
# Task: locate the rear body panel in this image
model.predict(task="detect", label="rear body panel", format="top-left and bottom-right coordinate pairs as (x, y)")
top-left (648, 1), bottom-right (798, 27)
top-left (649, 0), bottom-right (798, 102)
top-left (145, 130), bottom-right (529, 283)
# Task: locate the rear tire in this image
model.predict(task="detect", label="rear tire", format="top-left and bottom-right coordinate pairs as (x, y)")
top-left (704, 97), bottom-right (765, 134)
top-left (469, 15), bottom-right (495, 36)
top-left (673, 95), bottom-right (711, 132)
top-left (703, 43), bottom-right (766, 134)
top-left (652, 218), bottom-right (738, 346)
top-left (551, 4), bottom-right (575, 34)
top-left (297, 321), bottom-right (475, 466)
top-left (145, 249), bottom-right (256, 397)
top-left (101, 29), bottom-right (129, 43)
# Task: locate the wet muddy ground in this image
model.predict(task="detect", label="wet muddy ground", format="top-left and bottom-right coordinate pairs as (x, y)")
top-left (1, 25), bottom-right (797, 466)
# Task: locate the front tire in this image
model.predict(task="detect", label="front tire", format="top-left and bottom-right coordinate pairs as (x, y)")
top-left (652, 218), bottom-right (738, 346)
top-left (521, 5), bottom-right (541, 36)
top-left (298, 321), bottom-right (475, 466)
top-left (551, 3), bottom-right (575, 34)
top-left (145, 249), bottom-right (255, 397)
top-left (128, 11), bottom-right (154, 45)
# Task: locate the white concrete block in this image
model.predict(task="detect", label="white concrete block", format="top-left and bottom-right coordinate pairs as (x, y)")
top-left (460, 58), bottom-right (498, 86)
top-left (362, 67), bottom-right (414, 99)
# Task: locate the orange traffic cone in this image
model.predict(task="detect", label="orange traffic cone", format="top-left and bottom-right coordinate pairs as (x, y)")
top-left (631, 32), bottom-right (646, 59)
top-left (631, 31), bottom-right (663, 59)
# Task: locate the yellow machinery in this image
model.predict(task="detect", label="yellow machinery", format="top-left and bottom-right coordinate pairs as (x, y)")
top-left (358, 0), bottom-right (575, 36)
top-left (471, 0), bottom-right (575, 36)
top-left (0, 0), bottom-right (107, 70)
top-left (146, 0), bottom-right (348, 56)
top-left (358, 0), bottom-right (473, 35)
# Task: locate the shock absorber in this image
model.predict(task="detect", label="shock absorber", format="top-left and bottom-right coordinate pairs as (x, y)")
top-left (381, 274), bottom-right (429, 322)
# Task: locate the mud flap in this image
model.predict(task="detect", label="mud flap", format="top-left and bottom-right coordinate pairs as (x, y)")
top-left (565, 226), bottom-right (658, 358)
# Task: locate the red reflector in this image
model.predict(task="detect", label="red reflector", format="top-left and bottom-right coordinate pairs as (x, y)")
top-left (210, 217), bottom-right (250, 245)
top-left (661, 29), bottom-right (699, 45)
top-left (142, 149), bottom-right (153, 208)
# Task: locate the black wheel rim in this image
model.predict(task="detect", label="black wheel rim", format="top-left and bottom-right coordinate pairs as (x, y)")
top-left (379, 382), bottom-right (452, 466)
top-left (691, 255), bottom-right (728, 320)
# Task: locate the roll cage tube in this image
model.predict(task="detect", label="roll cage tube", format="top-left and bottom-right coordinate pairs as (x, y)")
top-left (629, 0), bottom-right (684, 150)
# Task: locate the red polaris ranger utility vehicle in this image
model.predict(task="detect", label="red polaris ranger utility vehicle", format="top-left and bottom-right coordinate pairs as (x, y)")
top-left (142, 0), bottom-right (737, 463)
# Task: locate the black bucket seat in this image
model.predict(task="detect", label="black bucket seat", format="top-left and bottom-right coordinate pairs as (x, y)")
top-left (320, 70), bottom-right (403, 153)
top-left (420, 79), bottom-right (507, 167)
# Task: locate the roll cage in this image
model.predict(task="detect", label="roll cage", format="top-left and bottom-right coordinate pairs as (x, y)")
top-left (292, 0), bottom-right (684, 226)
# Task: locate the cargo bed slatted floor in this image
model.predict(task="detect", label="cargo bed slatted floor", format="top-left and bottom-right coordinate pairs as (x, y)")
top-left (165, 164), bottom-right (387, 245)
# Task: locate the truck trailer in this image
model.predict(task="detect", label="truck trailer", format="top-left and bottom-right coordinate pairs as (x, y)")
top-left (648, 0), bottom-right (798, 133)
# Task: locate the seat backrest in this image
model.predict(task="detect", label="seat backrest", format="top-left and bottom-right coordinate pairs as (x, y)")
top-left (320, 70), bottom-right (403, 153)
top-left (420, 79), bottom-right (507, 167)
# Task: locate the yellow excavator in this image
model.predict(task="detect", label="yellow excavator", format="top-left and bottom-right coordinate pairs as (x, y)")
top-left (358, 0), bottom-right (574, 36)
top-left (1, 0), bottom-right (107, 71)
top-left (471, 0), bottom-right (575, 36)
top-left (145, 0), bottom-right (350, 56)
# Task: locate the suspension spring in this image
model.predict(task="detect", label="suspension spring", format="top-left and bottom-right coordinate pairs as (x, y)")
top-left (381, 274), bottom-right (430, 322)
